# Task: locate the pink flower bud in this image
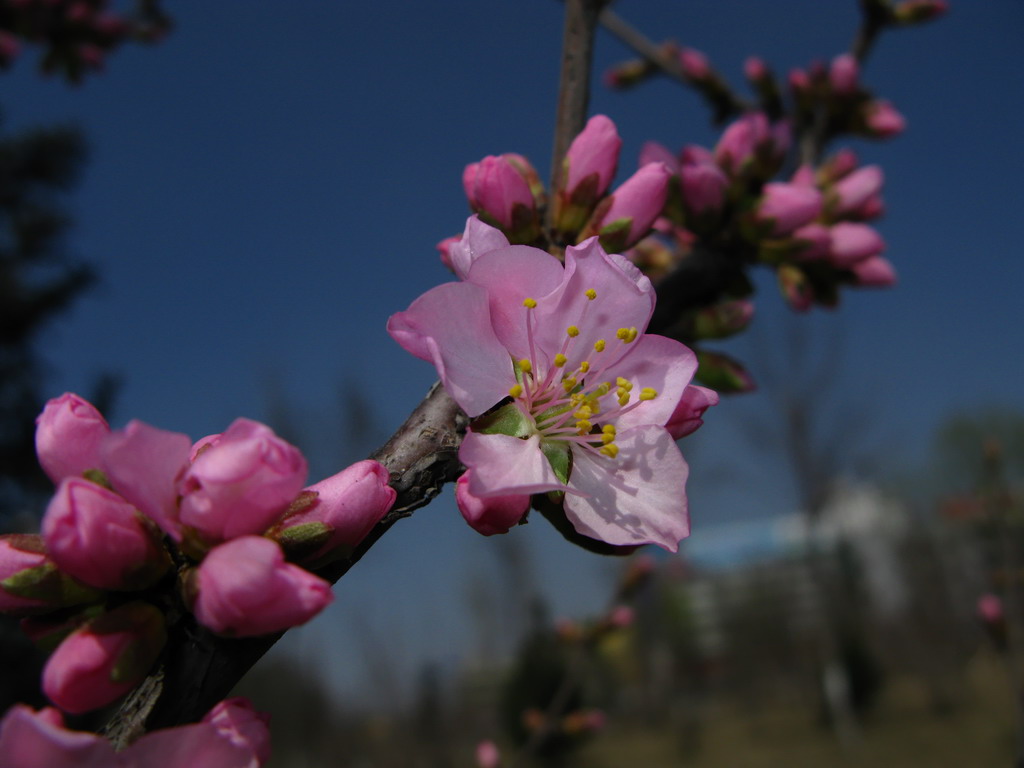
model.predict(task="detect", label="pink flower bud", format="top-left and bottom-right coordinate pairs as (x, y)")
top-left (678, 46), bottom-right (710, 80)
top-left (101, 420), bottom-right (191, 541)
top-left (42, 477), bottom-right (168, 591)
top-left (789, 163), bottom-right (817, 188)
top-left (203, 697), bottom-right (272, 765)
top-left (666, 385), bottom-right (719, 439)
top-left (475, 740), bottom-right (501, 768)
top-left (828, 149), bottom-right (860, 180)
top-left (777, 263), bottom-right (814, 312)
top-left (563, 114), bottom-right (622, 199)
top-left (595, 162), bottom-right (671, 249)
top-left (978, 593), bottom-right (1004, 624)
top-left (42, 601), bottom-right (166, 714)
top-left (792, 223), bottom-right (832, 260)
top-left (828, 222), bottom-right (885, 267)
top-left (863, 99), bottom-right (906, 138)
top-left (744, 56), bottom-right (768, 82)
top-left (456, 471), bottom-right (529, 536)
top-left (35, 393), bottom-right (110, 484)
top-left (178, 418), bottom-right (308, 544)
top-left (275, 460), bottom-right (396, 561)
top-left (680, 161), bottom-right (727, 215)
top-left (189, 433), bottom-right (221, 462)
top-left (638, 141), bottom-right (680, 175)
top-left (1, 534), bottom-right (51, 614)
top-left (0, 534), bottom-right (98, 616)
top-left (831, 165), bottom-right (884, 217)
top-left (788, 67), bottom-right (810, 93)
top-left (194, 536), bottom-right (333, 637)
top-left (680, 144), bottom-right (714, 166)
top-left (464, 155), bottom-right (536, 231)
top-left (849, 256), bottom-right (896, 287)
top-left (892, 0), bottom-right (948, 24)
top-left (756, 182), bottom-right (823, 236)
top-left (0, 704), bottom-right (118, 768)
top-left (829, 53), bottom-right (859, 95)
top-left (715, 113), bottom-right (766, 175)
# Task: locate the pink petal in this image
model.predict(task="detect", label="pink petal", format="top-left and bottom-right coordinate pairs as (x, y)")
top-left (387, 281), bottom-right (515, 417)
top-left (565, 426), bottom-right (689, 551)
top-left (123, 722), bottom-right (258, 768)
top-left (605, 334), bottom-right (698, 432)
top-left (0, 705), bottom-right (119, 768)
top-left (464, 244), bottom-right (569, 361)
top-left (460, 433), bottom-right (567, 497)
top-left (448, 215), bottom-right (510, 280)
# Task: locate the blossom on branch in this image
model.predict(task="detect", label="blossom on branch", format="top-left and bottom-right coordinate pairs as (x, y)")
top-left (390, 221), bottom-right (706, 551)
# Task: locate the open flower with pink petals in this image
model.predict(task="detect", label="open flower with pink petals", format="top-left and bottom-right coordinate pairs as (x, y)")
top-left (389, 222), bottom-right (702, 551)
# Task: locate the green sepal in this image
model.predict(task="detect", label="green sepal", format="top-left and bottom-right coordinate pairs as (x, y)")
top-left (471, 403), bottom-right (533, 438)
top-left (275, 522), bottom-right (333, 563)
top-left (103, 602), bottom-right (166, 685)
top-left (1, 562), bottom-right (100, 607)
top-left (82, 468), bottom-right (113, 490)
top-left (541, 440), bottom-right (572, 486)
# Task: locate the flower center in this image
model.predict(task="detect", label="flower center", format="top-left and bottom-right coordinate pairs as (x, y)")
top-left (507, 289), bottom-right (657, 460)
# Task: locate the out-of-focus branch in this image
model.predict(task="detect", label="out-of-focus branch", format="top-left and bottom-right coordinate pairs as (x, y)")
top-left (548, 0), bottom-right (608, 224)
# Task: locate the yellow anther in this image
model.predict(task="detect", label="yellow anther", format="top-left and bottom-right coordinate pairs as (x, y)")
top-left (625, 327), bottom-right (639, 343)
top-left (579, 361), bottom-right (590, 373)
top-left (523, 297), bottom-right (537, 308)
top-left (562, 377), bottom-right (577, 392)
top-left (574, 406), bottom-right (593, 420)
top-left (618, 394), bottom-right (630, 407)
top-left (570, 393), bottom-right (584, 405)
top-left (602, 424), bottom-right (616, 435)
top-left (554, 353), bottom-right (567, 367)
top-left (601, 431), bottom-right (616, 444)
top-left (639, 387), bottom-right (658, 401)
top-left (508, 384), bottom-right (523, 398)
top-left (566, 325), bottom-right (580, 338)
top-left (616, 327), bottom-right (629, 340)
top-left (594, 382), bottom-right (611, 397)
top-left (594, 339), bottom-right (606, 353)
top-left (585, 289), bottom-right (597, 301)
top-left (575, 419), bottom-right (592, 434)
top-left (600, 443), bottom-right (619, 458)
top-left (518, 358), bottom-right (532, 374)
top-left (615, 377), bottom-right (633, 392)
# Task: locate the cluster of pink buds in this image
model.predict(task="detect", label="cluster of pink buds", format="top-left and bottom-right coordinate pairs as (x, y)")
top-left (448, 115), bottom-right (671, 255)
top-left (0, 392), bottom-right (395, 714)
top-left (0, 696), bottom-right (270, 767)
top-left (0, 0), bottom-right (169, 81)
top-left (788, 53), bottom-right (906, 140)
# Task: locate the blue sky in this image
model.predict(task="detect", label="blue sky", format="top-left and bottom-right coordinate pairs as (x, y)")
top-left (4, 1), bottom-right (1023, 702)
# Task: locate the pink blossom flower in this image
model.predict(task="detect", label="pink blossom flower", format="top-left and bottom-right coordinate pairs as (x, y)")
top-left (0, 704), bottom-right (117, 768)
top-left (592, 162), bottom-right (671, 249)
top-left (563, 114), bottom-right (621, 199)
top-left (35, 393), bottom-right (110, 484)
top-left (178, 419), bottom-right (308, 544)
top-left (666, 385), bottom-right (719, 439)
top-left (455, 470), bottom-right (530, 535)
top-left (756, 182), bottom-right (823, 236)
top-left (42, 477), bottom-right (168, 591)
top-left (193, 536), bottom-right (333, 637)
top-left (863, 99), bottom-right (906, 138)
top-left (203, 697), bottom-right (272, 765)
top-left (388, 230), bottom-right (699, 551)
top-left (446, 214), bottom-right (510, 281)
top-left (274, 460), bottom-right (396, 561)
top-left (0, 699), bottom-right (271, 768)
top-left (42, 601), bottom-right (166, 714)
